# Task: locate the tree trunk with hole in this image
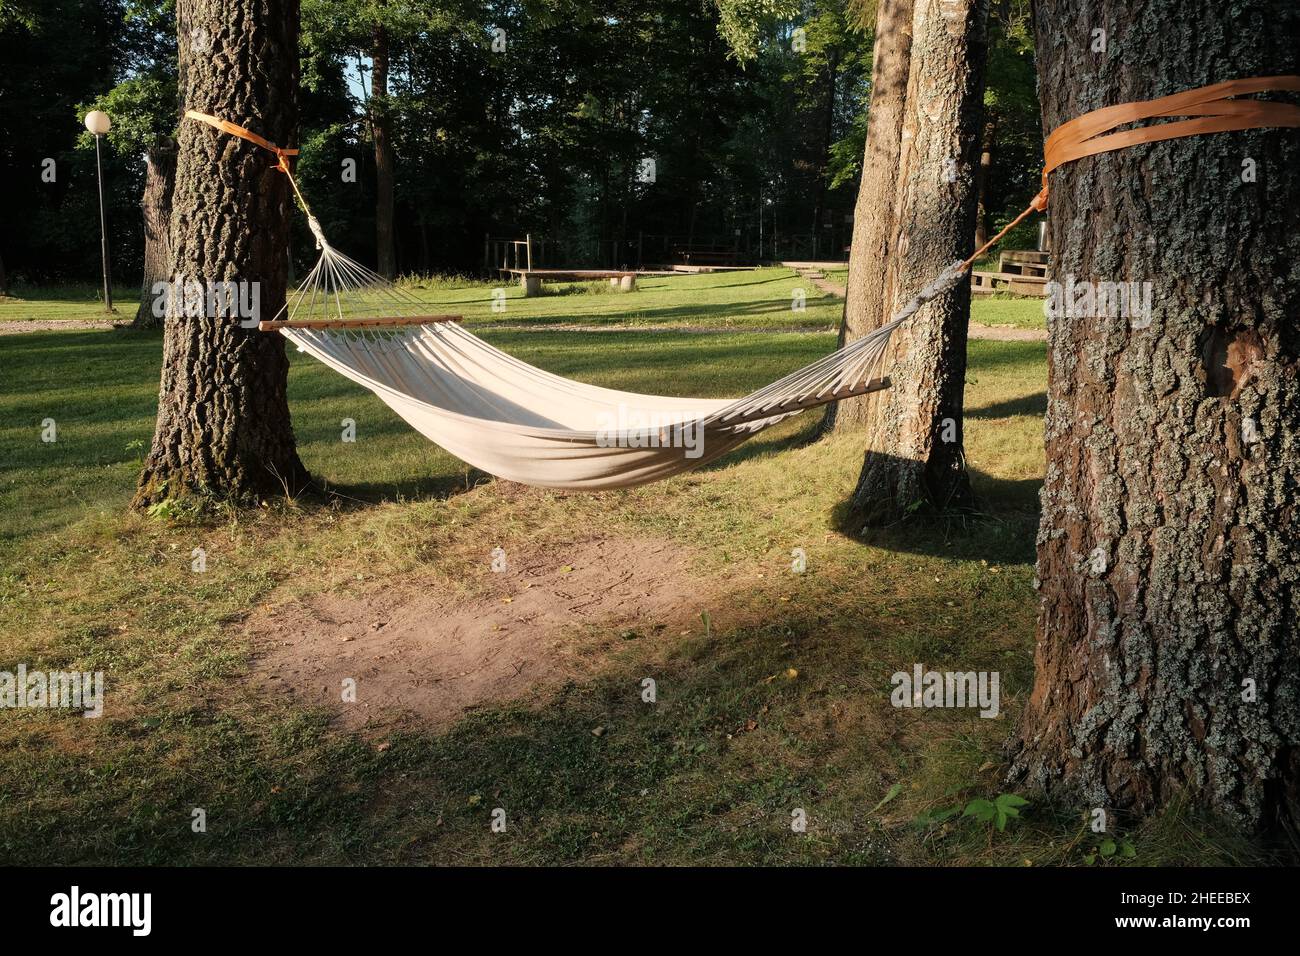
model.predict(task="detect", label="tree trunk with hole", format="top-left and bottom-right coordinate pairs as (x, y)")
top-left (822, 0), bottom-right (915, 433)
top-left (846, 0), bottom-right (988, 525)
top-left (372, 22), bottom-right (396, 280)
top-left (134, 0), bottom-right (307, 507)
top-left (132, 139), bottom-right (176, 330)
top-left (1009, 0), bottom-right (1300, 831)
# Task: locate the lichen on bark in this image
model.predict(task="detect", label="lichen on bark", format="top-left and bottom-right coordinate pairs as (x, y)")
top-left (134, 0), bottom-right (308, 508)
top-left (1009, 0), bottom-right (1300, 832)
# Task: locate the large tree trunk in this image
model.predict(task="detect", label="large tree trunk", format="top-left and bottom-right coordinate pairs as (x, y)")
top-left (372, 21), bottom-right (397, 280)
top-left (1009, 0), bottom-right (1300, 831)
top-left (846, 0), bottom-right (988, 525)
top-left (134, 0), bottom-right (307, 507)
top-left (132, 140), bottom-right (176, 330)
top-left (822, 0), bottom-right (915, 433)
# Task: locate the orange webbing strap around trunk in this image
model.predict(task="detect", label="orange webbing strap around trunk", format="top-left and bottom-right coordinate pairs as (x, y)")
top-left (1042, 75), bottom-right (1300, 186)
top-left (960, 75), bottom-right (1300, 271)
top-left (184, 109), bottom-right (299, 172)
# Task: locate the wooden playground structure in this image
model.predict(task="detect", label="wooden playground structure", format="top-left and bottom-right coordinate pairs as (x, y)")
top-left (971, 249), bottom-right (1050, 297)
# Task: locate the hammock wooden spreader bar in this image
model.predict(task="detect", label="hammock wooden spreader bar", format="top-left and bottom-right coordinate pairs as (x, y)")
top-left (259, 315), bottom-right (463, 330)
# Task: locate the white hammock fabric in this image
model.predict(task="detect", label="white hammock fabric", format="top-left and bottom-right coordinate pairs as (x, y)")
top-left (286, 322), bottom-right (791, 489)
top-left (271, 213), bottom-right (965, 490)
top-left (180, 109), bottom-right (973, 491)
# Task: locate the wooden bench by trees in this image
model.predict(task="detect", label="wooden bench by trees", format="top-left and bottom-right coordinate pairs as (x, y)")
top-left (999, 249), bottom-right (1049, 277)
top-left (671, 245), bottom-right (742, 267)
top-left (972, 249), bottom-right (1050, 297)
top-left (504, 268), bottom-right (647, 296)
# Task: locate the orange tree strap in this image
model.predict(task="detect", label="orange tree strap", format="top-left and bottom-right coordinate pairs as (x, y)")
top-left (1043, 75), bottom-right (1300, 187)
top-left (184, 109), bottom-right (299, 172)
top-left (962, 76), bottom-right (1300, 271)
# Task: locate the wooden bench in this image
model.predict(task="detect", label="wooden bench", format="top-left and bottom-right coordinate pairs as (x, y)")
top-left (998, 249), bottom-right (1050, 278)
top-left (671, 246), bottom-right (742, 267)
top-left (504, 269), bottom-right (643, 296)
top-left (971, 270), bottom-right (1049, 297)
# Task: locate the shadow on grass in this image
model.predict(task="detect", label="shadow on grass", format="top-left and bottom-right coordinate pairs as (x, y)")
top-left (0, 531), bottom-right (1031, 865)
top-left (672, 271), bottom-right (798, 292)
top-left (823, 452), bottom-right (1040, 566)
top-left (967, 392), bottom-right (1047, 419)
top-left (312, 469), bottom-right (490, 508)
top-left (965, 338), bottom-right (1047, 371)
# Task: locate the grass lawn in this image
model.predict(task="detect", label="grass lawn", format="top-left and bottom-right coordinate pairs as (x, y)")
top-left (1, 269), bottom-right (845, 330)
top-left (1, 267), bottom-right (1047, 332)
top-left (0, 285), bottom-right (133, 323)
top-left (973, 296), bottom-right (1050, 330)
top-left (816, 267), bottom-right (1047, 331)
top-left (0, 277), bottom-right (1256, 867)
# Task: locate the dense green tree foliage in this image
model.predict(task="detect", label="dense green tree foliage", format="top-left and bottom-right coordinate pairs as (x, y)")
top-left (1, 0), bottom-right (143, 285)
top-left (1, 0), bottom-right (1041, 282)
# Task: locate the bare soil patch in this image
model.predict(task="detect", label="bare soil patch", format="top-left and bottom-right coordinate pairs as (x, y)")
top-left (967, 323), bottom-right (1047, 342)
top-left (0, 319), bottom-right (124, 335)
top-left (246, 536), bottom-right (713, 730)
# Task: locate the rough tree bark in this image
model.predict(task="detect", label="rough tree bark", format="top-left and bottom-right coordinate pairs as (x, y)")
top-left (846, 0), bottom-right (988, 525)
top-left (132, 139), bottom-right (176, 330)
top-left (134, 0), bottom-right (307, 507)
top-left (822, 0), bottom-right (915, 433)
top-left (371, 20), bottom-right (397, 279)
top-left (1009, 0), bottom-right (1300, 831)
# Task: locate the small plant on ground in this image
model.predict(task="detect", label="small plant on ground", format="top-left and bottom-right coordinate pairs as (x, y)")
top-left (915, 792), bottom-right (1030, 833)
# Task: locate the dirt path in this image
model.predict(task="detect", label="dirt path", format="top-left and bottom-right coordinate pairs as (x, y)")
top-left (471, 321), bottom-right (1046, 341)
top-left (0, 319), bottom-right (124, 335)
top-left (246, 535), bottom-right (729, 731)
top-left (807, 276), bottom-right (847, 298)
top-left (967, 323), bottom-right (1047, 341)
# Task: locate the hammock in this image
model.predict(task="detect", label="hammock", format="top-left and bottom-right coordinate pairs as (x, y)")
top-left (176, 110), bottom-right (963, 490)
top-left (265, 224), bottom-right (965, 489)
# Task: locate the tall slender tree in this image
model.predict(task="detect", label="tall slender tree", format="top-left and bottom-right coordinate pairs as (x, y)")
top-left (845, 0), bottom-right (989, 524)
top-left (1010, 0), bottom-right (1300, 830)
top-left (823, 0), bottom-right (913, 432)
top-left (134, 0), bottom-right (307, 506)
top-left (370, 6), bottom-right (396, 278)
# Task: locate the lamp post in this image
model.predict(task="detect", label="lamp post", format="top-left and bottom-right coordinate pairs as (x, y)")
top-left (84, 110), bottom-right (113, 312)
